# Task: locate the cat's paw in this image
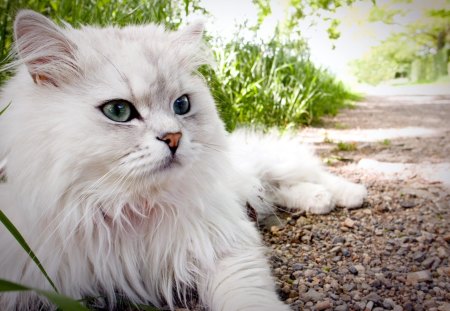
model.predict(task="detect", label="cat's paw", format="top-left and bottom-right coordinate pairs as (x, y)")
top-left (334, 182), bottom-right (367, 209)
top-left (304, 185), bottom-right (335, 214)
top-left (273, 182), bottom-right (335, 214)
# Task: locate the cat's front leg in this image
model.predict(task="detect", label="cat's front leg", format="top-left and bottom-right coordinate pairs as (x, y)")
top-left (199, 248), bottom-right (290, 311)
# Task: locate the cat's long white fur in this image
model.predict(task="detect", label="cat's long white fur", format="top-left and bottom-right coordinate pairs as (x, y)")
top-left (0, 11), bottom-right (366, 310)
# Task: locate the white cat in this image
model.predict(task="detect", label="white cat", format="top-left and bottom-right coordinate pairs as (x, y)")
top-left (0, 10), bottom-right (366, 310)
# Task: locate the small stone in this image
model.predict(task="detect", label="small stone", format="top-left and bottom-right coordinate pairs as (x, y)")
top-left (332, 256), bottom-right (342, 262)
top-left (352, 290), bottom-right (362, 300)
top-left (304, 269), bottom-right (316, 277)
top-left (292, 263), bottom-right (304, 271)
top-left (330, 246), bottom-right (342, 253)
top-left (422, 257), bottom-right (437, 269)
top-left (343, 217), bottom-right (355, 228)
top-left (371, 279), bottom-right (383, 289)
top-left (407, 270), bottom-right (432, 284)
top-left (349, 266), bottom-right (358, 275)
top-left (393, 306), bottom-right (403, 311)
top-left (437, 247), bottom-right (448, 258)
top-left (383, 298), bottom-right (395, 309)
top-left (341, 294), bottom-right (351, 302)
top-left (413, 251), bottom-right (426, 262)
top-left (315, 300), bottom-right (332, 310)
top-left (270, 226), bottom-right (280, 233)
top-left (342, 248), bottom-right (351, 257)
top-left (443, 234), bottom-right (450, 242)
top-left (373, 308), bottom-right (384, 311)
top-left (335, 304), bottom-right (348, 311)
top-left (304, 288), bottom-right (325, 302)
top-left (333, 236), bottom-right (346, 244)
top-left (261, 214), bottom-right (285, 231)
top-left (424, 299), bottom-right (438, 309)
top-left (363, 292), bottom-right (381, 303)
top-left (328, 293), bottom-right (339, 300)
top-left (365, 301), bottom-right (374, 311)
top-left (438, 303), bottom-right (450, 311)
top-left (437, 266), bottom-right (450, 276)
top-left (354, 264), bottom-right (366, 274)
top-left (400, 200), bottom-right (417, 208)
top-left (356, 302), bottom-right (366, 310)
top-left (342, 283), bottom-right (355, 292)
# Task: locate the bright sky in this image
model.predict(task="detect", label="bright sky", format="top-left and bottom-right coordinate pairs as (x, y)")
top-left (198, 0), bottom-right (449, 82)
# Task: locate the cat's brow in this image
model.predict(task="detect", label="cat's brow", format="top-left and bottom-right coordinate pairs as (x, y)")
top-left (97, 51), bottom-right (131, 93)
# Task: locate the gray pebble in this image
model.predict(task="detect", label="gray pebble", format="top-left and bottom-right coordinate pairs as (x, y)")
top-left (349, 266), bottom-right (359, 275)
top-left (342, 248), bottom-right (351, 257)
top-left (383, 298), bottom-right (395, 309)
top-left (400, 200), bottom-right (417, 208)
top-left (333, 236), bottom-right (346, 244)
top-left (304, 288), bottom-right (324, 302)
top-left (335, 304), bottom-right (348, 311)
top-left (365, 301), bottom-right (374, 311)
top-left (363, 292), bottom-right (382, 303)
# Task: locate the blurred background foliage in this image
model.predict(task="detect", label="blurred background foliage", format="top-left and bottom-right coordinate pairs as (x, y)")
top-left (0, 0), bottom-right (358, 131)
top-left (351, 2), bottom-right (450, 85)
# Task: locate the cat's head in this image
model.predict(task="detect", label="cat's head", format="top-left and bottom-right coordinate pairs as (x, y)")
top-left (2, 10), bottom-right (227, 203)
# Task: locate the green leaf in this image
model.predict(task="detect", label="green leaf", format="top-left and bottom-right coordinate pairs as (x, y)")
top-left (0, 210), bottom-right (59, 293)
top-left (0, 279), bottom-right (88, 311)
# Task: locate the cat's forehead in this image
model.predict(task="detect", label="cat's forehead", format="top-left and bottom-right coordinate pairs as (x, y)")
top-left (71, 25), bottom-right (186, 101)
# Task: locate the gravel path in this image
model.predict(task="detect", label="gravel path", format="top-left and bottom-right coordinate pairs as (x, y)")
top-left (262, 94), bottom-right (450, 311)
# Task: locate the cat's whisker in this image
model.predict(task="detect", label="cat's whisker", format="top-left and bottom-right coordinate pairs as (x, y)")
top-left (192, 139), bottom-right (224, 150)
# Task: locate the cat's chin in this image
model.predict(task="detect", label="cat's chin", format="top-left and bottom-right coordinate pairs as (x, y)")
top-left (154, 156), bottom-right (182, 173)
top-left (129, 155), bottom-right (186, 182)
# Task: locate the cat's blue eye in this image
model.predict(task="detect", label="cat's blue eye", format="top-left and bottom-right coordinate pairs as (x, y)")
top-left (173, 95), bottom-right (190, 115)
top-left (101, 100), bottom-right (137, 122)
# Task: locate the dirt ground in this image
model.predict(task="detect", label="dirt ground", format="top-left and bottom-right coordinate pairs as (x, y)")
top-left (263, 92), bottom-right (450, 311)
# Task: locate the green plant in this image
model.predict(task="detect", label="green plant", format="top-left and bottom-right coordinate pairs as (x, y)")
top-left (206, 31), bottom-right (358, 131)
top-left (335, 141), bottom-right (357, 152)
top-left (323, 134), bottom-right (334, 144)
top-left (381, 139), bottom-right (391, 146)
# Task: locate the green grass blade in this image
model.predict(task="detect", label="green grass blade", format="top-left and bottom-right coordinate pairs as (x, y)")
top-left (0, 211), bottom-right (59, 293)
top-left (135, 304), bottom-right (161, 311)
top-left (34, 289), bottom-right (89, 311)
top-left (0, 101), bottom-right (11, 115)
top-left (0, 279), bottom-right (88, 311)
top-left (0, 279), bottom-right (29, 291)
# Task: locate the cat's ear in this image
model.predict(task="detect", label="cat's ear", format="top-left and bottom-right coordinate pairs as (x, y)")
top-left (174, 20), bottom-right (205, 45)
top-left (171, 20), bottom-right (213, 69)
top-left (13, 10), bottom-right (79, 86)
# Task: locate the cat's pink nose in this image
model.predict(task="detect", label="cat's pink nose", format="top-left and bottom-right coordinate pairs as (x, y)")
top-left (157, 132), bottom-right (182, 155)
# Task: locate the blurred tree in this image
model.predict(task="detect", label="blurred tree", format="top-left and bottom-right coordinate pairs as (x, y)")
top-left (352, 0), bottom-right (450, 84)
top-left (252, 0), bottom-right (372, 41)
